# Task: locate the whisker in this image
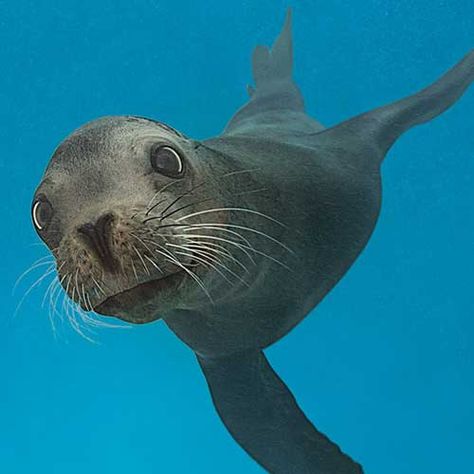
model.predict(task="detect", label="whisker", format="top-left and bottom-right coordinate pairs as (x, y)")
top-left (132, 244), bottom-right (151, 276)
top-left (175, 207), bottom-right (287, 227)
top-left (184, 246), bottom-right (250, 287)
top-left (144, 198), bottom-right (167, 217)
top-left (91, 275), bottom-right (107, 297)
top-left (125, 245), bottom-right (139, 282)
top-left (157, 181), bottom-right (208, 220)
top-left (175, 233), bottom-right (291, 270)
top-left (143, 254), bottom-right (164, 273)
top-left (145, 168), bottom-right (259, 218)
top-left (42, 274), bottom-right (59, 308)
top-left (170, 243), bottom-right (250, 287)
top-left (144, 197), bottom-right (214, 224)
top-left (129, 233), bottom-right (164, 274)
top-left (219, 168), bottom-right (261, 178)
top-left (14, 258), bottom-right (55, 293)
top-left (183, 240), bottom-right (250, 275)
top-left (67, 278), bottom-right (99, 344)
top-left (183, 222), bottom-right (294, 254)
top-left (152, 244), bottom-right (214, 304)
top-left (180, 224), bottom-right (254, 247)
top-left (48, 281), bottom-right (63, 339)
top-left (172, 233), bottom-right (257, 265)
top-left (173, 249), bottom-right (235, 287)
top-left (233, 187), bottom-right (268, 196)
top-left (146, 189), bottom-right (268, 225)
top-left (43, 276), bottom-right (59, 336)
top-left (14, 265), bottom-right (56, 318)
top-left (49, 272), bottom-right (69, 329)
top-left (145, 180), bottom-right (186, 216)
top-left (84, 293), bottom-right (131, 330)
top-left (41, 262), bottom-right (66, 311)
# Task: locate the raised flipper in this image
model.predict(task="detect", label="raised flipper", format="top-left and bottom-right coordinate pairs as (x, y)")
top-left (198, 350), bottom-right (363, 474)
top-left (224, 9), bottom-right (324, 137)
top-left (318, 49), bottom-right (474, 167)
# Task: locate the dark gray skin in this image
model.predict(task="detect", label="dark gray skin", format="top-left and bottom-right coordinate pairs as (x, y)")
top-left (32, 10), bottom-right (473, 474)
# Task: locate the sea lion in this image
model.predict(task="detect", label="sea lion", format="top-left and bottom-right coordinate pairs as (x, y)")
top-left (31, 10), bottom-right (473, 474)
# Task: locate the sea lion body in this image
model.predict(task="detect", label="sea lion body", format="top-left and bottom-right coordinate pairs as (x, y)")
top-left (31, 10), bottom-right (473, 474)
top-left (165, 135), bottom-right (381, 357)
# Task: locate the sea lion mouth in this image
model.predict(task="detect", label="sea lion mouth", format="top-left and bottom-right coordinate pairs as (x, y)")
top-left (94, 269), bottom-right (187, 318)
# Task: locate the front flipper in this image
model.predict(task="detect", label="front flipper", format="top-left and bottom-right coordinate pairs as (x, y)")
top-left (198, 350), bottom-right (363, 474)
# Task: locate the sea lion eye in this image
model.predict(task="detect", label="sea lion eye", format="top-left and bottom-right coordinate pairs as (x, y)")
top-left (150, 145), bottom-right (184, 178)
top-left (32, 196), bottom-right (53, 231)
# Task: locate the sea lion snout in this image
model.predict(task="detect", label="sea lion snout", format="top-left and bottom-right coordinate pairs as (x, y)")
top-left (76, 212), bottom-right (119, 273)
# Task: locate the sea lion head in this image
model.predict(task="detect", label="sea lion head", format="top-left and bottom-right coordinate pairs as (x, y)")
top-left (32, 116), bottom-right (239, 324)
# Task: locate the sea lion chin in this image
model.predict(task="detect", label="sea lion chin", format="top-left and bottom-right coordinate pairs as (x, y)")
top-left (94, 268), bottom-right (188, 323)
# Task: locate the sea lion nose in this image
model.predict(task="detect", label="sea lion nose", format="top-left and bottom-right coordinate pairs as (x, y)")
top-left (77, 212), bottom-right (118, 273)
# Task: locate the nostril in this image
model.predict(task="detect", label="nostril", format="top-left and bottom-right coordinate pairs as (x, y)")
top-left (77, 222), bottom-right (97, 239)
top-left (77, 213), bottom-right (115, 240)
top-left (96, 213), bottom-right (115, 239)
top-left (77, 213), bottom-right (118, 273)
top-left (96, 212), bottom-right (115, 226)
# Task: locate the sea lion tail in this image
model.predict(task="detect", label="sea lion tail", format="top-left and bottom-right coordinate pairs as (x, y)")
top-left (197, 349), bottom-right (364, 474)
top-left (325, 50), bottom-right (474, 165)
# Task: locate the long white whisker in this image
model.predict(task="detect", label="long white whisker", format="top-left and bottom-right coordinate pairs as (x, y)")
top-left (14, 257), bottom-right (55, 293)
top-left (84, 294), bottom-right (130, 330)
top-left (184, 240), bottom-right (250, 275)
top-left (42, 275), bottom-right (58, 308)
top-left (41, 262), bottom-right (66, 309)
top-left (180, 224), bottom-right (253, 247)
top-left (49, 273), bottom-right (68, 330)
top-left (175, 207), bottom-right (287, 228)
top-left (14, 265), bottom-right (56, 318)
top-left (72, 313), bottom-right (98, 343)
top-left (126, 247), bottom-right (139, 282)
top-left (172, 233), bottom-right (257, 265)
top-left (132, 244), bottom-right (150, 276)
top-left (68, 280), bottom-right (98, 344)
top-left (43, 276), bottom-right (59, 336)
top-left (91, 276), bottom-right (107, 297)
top-left (143, 254), bottom-right (164, 273)
top-left (183, 222), bottom-right (294, 254)
top-left (153, 244), bottom-right (214, 304)
top-left (130, 232), bottom-right (163, 258)
top-left (48, 281), bottom-right (63, 339)
top-left (171, 244), bottom-right (250, 287)
top-left (219, 168), bottom-right (261, 178)
top-left (176, 233), bottom-right (291, 271)
top-left (173, 249), bottom-right (235, 287)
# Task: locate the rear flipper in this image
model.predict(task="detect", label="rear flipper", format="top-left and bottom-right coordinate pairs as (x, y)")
top-left (322, 49), bottom-right (474, 165)
top-left (224, 9), bottom-right (324, 136)
top-left (198, 350), bottom-right (363, 474)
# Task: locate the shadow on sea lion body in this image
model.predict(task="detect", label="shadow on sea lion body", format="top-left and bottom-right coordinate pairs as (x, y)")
top-left (31, 9), bottom-right (473, 474)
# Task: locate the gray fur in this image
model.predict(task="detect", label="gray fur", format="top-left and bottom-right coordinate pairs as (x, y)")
top-left (33, 9), bottom-right (472, 474)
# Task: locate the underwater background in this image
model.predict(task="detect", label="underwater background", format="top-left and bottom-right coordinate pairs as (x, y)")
top-left (0, 0), bottom-right (473, 472)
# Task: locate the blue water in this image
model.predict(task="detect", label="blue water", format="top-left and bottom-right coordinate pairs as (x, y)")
top-left (1, 0), bottom-right (473, 472)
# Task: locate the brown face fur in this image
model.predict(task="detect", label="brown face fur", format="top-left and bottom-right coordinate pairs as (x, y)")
top-left (32, 116), bottom-right (234, 324)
